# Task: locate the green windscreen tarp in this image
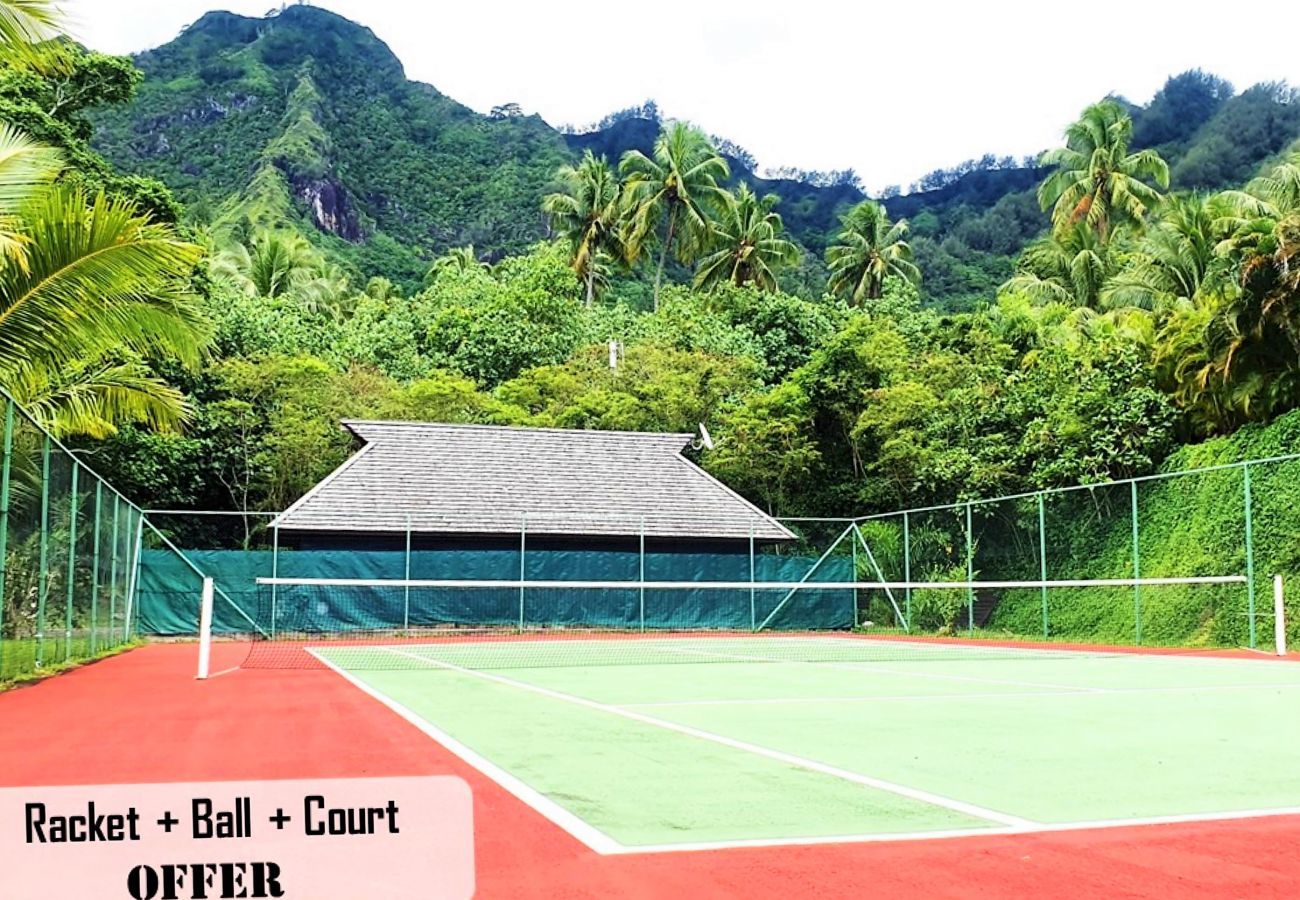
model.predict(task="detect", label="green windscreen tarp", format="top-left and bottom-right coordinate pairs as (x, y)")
top-left (135, 548), bottom-right (854, 635)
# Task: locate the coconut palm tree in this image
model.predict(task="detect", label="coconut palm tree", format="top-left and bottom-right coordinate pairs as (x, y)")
top-left (0, 0), bottom-right (60, 64)
top-left (0, 121), bottom-right (62, 268)
top-left (211, 230), bottom-right (318, 299)
top-left (824, 200), bottom-right (919, 304)
top-left (620, 122), bottom-right (729, 310)
top-left (543, 151), bottom-right (622, 305)
top-left (1101, 194), bottom-right (1227, 311)
top-left (1038, 101), bottom-right (1169, 241)
top-left (1001, 222), bottom-right (1116, 309)
top-left (426, 245), bottom-right (488, 282)
top-left (0, 186), bottom-right (206, 436)
top-left (693, 184), bottom-right (799, 292)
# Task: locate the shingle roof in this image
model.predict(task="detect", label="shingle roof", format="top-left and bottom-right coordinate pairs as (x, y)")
top-left (272, 421), bottom-right (794, 541)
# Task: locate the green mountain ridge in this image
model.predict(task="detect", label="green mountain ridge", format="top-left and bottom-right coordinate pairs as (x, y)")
top-left (90, 5), bottom-right (1300, 304)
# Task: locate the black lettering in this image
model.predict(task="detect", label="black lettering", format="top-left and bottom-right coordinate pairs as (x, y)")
top-left (128, 865), bottom-right (159, 900)
top-left (160, 863), bottom-right (185, 900)
top-left (192, 799), bottom-right (212, 839)
top-left (220, 862), bottom-right (248, 899)
top-left (386, 799), bottom-right (399, 834)
top-left (303, 796), bottom-right (325, 836)
top-left (255, 862), bottom-right (286, 899)
top-left (24, 803), bottom-right (46, 843)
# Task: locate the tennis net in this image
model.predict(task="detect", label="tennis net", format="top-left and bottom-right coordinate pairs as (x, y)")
top-left (208, 573), bottom-right (1259, 671)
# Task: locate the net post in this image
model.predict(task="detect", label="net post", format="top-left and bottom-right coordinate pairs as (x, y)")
top-left (36, 433), bottom-right (51, 666)
top-left (1037, 493), bottom-right (1048, 639)
top-left (1130, 480), bottom-right (1142, 645)
top-left (64, 463), bottom-right (80, 660)
top-left (1243, 463), bottom-right (1257, 649)
top-left (403, 514), bottom-right (412, 632)
top-left (518, 514), bottom-right (526, 632)
top-left (902, 511), bottom-right (911, 628)
top-left (1274, 575), bottom-right (1287, 657)
top-left (748, 521), bottom-right (756, 632)
top-left (0, 398), bottom-right (13, 676)
top-left (270, 522), bottom-right (280, 640)
top-left (196, 576), bottom-right (214, 679)
top-left (639, 516), bottom-right (646, 633)
top-left (964, 502), bottom-right (974, 636)
top-left (90, 482), bottom-right (102, 654)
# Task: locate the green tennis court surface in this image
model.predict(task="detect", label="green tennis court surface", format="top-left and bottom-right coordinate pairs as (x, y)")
top-left (312, 636), bottom-right (1300, 852)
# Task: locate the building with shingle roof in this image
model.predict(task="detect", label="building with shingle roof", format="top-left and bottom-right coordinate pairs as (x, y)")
top-left (271, 421), bottom-right (793, 550)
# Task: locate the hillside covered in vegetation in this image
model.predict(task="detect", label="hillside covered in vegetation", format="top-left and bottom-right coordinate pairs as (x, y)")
top-left (89, 6), bottom-right (1300, 309)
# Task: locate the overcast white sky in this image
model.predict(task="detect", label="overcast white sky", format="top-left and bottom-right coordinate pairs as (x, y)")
top-left (64, 0), bottom-right (1300, 193)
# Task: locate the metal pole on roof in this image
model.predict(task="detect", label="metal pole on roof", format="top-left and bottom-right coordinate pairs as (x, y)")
top-left (518, 514), bottom-right (526, 633)
top-left (404, 514), bottom-right (412, 633)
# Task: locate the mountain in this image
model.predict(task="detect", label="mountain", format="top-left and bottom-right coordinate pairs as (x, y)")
top-left (90, 6), bottom-right (1300, 305)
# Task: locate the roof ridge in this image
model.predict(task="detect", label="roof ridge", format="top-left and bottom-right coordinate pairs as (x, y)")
top-left (342, 419), bottom-right (692, 441)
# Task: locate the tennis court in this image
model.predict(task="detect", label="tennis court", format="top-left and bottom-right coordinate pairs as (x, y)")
top-left (303, 634), bottom-right (1300, 853)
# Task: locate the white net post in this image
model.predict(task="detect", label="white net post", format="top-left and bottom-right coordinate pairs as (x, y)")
top-left (196, 576), bottom-right (214, 679)
top-left (1275, 575), bottom-right (1287, 657)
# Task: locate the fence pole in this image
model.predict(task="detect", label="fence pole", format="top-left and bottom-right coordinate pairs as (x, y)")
top-left (270, 523), bottom-right (279, 640)
top-left (1275, 575), bottom-right (1287, 657)
top-left (64, 463), bottom-right (80, 661)
top-left (36, 434), bottom-right (51, 666)
top-left (90, 483), bottom-right (102, 654)
top-left (1130, 480), bottom-right (1142, 645)
top-left (123, 511), bottom-right (144, 640)
top-left (109, 496), bottom-right (120, 646)
top-left (640, 517), bottom-right (646, 633)
top-left (748, 522), bottom-right (756, 632)
top-left (0, 399), bottom-right (13, 675)
top-left (902, 511), bottom-right (911, 628)
top-left (1243, 464), bottom-right (1257, 649)
top-left (965, 503), bottom-right (974, 636)
top-left (518, 514), bottom-right (526, 632)
top-left (1038, 493), bottom-right (1048, 639)
top-left (403, 514), bottom-right (412, 632)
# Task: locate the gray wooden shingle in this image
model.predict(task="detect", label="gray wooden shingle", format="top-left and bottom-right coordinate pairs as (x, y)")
top-left (272, 421), bottom-right (793, 540)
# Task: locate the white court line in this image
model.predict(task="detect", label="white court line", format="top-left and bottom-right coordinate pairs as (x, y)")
top-left (304, 648), bottom-right (625, 855)
top-left (660, 644), bottom-right (1104, 692)
top-left (379, 645), bottom-right (1035, 829)
top-left (622, 680), bottom-right (1300, 709)
top-left (610, 805), bottom-right (1300, 855)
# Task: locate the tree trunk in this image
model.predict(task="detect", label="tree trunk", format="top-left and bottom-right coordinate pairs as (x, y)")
top-left (655, 209), bottom-right (677, 313)
top-left (585, 268), bottom-right (594, 307)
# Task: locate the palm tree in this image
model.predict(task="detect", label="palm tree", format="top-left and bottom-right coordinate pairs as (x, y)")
top-left (543, 151), bottom-right (622, 305)
top-left (0, 0), bottom-right (60, 64)
top-left (824, 200), bottom-right (920, 304)
top-left (0, 122), bottom-right (62, 269)
top-left (212, 230), bottom-right (317, 299)
top-left (1001, 222), bottom-right (1115, 309)
top-left (1038, 100), bottom-right (1169, 241)
top-left (426, 245), bottom-right (488, 282)
top-left (620, 122), bottom-right (730, 310)
top-left (693, 183), bottom-right (799, 291)
top-left (1102, 194), bottom-right (1227, 311)
top-left (0, 186), bottom-right (206, 436)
